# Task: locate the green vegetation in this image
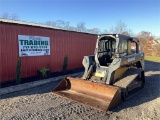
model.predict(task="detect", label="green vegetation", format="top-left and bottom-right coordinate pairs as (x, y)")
top-left (16, 58), bottom-right (21, 84)
top-left (145, 56), bottom-right (160, 62)
top-left (39, 67), bottom-right (50, 77)
top-left (62, 55), bottom-right (68, 74)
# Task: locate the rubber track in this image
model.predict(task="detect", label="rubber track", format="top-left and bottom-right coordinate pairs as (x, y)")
top-left (114, 68), bottom-right (144, 100)
top-left (114, 68), bottom-right (142, 88)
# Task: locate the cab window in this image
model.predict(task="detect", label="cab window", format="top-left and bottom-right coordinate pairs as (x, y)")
top-left (118, 39), bottom-right (128, 56)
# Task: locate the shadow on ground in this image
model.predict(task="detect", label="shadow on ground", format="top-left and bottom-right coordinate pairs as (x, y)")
top-left (0, 72), bottom-right (84, 100)
top-left (112, 60), bottom-right (160, 112)
top-left (0, 61), bottom-right (159, 113)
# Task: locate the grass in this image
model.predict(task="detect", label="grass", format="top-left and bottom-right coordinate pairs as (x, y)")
top-left (145, 56), bottom-right (160, 62)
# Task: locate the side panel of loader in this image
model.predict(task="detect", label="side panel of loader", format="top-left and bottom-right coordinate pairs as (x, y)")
top-left (53, 77), bottom-right (121, 111)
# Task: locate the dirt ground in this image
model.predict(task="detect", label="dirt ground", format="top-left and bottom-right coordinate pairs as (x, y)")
top-left (0, 61), bottom-right (160, 120)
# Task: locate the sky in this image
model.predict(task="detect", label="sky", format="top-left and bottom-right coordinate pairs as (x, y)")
top-left (0, 0), bottom-right (160, 36)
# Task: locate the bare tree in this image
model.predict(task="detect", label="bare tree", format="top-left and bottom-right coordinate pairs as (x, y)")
top-left (44, 20), bottom-right (73, 30)
top-left (115, 20), bottom-right (127, 34)
top-left (1, 12), bottom-right (19, 20)
top-left (136, 31), bottom-right (154, 51)
top-left (1, 12), bottom-right (10, 19)
top-left (55, 20), bottom-right (66, 28)
top-left (63, 22), bottom-right (70, 30)
top-left (109, 20), bottom-right (127, 34)
top-left (87, 28), bottom-right (101, 34)
top-left (102, 29), bottom-right (109, 34)
top-left (10, 13), bottom-right (19, 20)
top-left (76, 22), bottom-right (86, 32)
top-left (43, 19), bottom-right (131, 35)
top-left (152, 43), bottom-right (160, 56)
top-left (45, 21), bottom-right (54, 26)
top-left (127, 29), bottom-right (134, 36)
top-left (121, 31), bottom-right (130, 36)
top-left (109, 26), bottom-right (115, 34)
top-left (67, 26), bottom-right (76, 31)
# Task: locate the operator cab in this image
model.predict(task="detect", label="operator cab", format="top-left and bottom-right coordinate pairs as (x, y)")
top-left (96, 36), bottom-right (116, 66)
top-left (96, 34), bottom-right (139, 67)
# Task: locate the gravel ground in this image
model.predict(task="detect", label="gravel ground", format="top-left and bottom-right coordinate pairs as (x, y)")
top-left (0, 61), bottom-right (160, 120)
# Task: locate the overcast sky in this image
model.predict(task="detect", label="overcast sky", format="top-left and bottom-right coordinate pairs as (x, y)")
top-left (0, 0), bottom-right (160, 36)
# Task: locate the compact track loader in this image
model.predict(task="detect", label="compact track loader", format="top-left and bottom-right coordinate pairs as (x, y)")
top-left (53, 34), bottom-right (145, 111)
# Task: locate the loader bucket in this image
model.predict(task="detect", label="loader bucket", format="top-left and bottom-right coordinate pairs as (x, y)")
top-left (52, 77), bottom-right (121, 111)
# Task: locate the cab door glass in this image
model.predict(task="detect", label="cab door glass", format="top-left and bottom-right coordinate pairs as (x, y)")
top-left (131, 42), bottom-right (136, 53)
top-left (98, 40), bottom-right (107, 52)
top-left (118, 39), bottom-right (128, 56)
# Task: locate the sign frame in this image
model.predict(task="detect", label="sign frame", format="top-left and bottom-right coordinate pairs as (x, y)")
top-left (18, 35), bottom-right (50, 57)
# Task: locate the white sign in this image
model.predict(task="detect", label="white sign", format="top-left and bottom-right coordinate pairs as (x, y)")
top-left (18, 35), bottom-right (50, 57)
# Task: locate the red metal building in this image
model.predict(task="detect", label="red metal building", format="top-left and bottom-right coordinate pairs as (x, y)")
top-left (0, 19), bottom-right (97, 82)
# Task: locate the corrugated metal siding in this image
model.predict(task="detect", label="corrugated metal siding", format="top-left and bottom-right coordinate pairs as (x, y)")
top-left (0, 23), bottom-right (97, 82)
top-left (0, 24), bottom-right (2, 81)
